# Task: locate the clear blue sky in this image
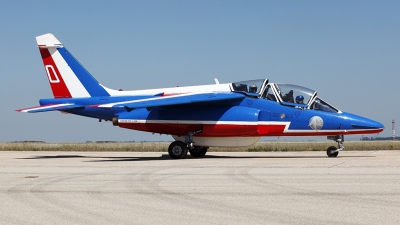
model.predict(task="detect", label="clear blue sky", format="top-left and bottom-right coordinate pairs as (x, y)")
top-left (1, 0), bottom-right (399, 142)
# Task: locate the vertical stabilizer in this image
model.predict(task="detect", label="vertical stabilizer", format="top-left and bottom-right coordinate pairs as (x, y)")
top-left (36, 33), bottom-right (110, 98)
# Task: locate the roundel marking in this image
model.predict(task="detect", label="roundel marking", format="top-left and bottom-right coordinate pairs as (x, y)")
top-left (309, 116), bottom-right (323, 130)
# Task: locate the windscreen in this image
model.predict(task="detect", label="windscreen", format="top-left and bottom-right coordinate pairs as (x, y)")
top-left (310, 97), bottom-right (339, 113)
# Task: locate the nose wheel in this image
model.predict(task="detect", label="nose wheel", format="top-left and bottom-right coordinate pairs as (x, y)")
top-left (327, 135), bottom-right (345, 157)
top-left (327, 146), bottom-right (339, 157)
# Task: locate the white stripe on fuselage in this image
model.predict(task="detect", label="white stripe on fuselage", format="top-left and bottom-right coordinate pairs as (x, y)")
top-left (118, 119), bottom-right (261, 125)
top-left (117, 120), bottom-right (378, 134)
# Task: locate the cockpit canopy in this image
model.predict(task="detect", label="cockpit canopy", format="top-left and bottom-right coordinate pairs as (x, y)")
top-left (231, 79), bottom-right (267, 94)
top-left (231, 79), bottom-right (341, 113)
top-left (270, 84), bottom-right (314, 105)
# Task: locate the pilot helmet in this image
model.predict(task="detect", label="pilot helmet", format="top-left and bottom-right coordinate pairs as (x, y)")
top-left (296, 95), bottom-right (304, 104)
top-left (249, 84), bottom-right (257, 93)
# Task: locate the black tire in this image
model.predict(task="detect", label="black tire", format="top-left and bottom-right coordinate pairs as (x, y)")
top-left (189, 147), bottom-right (208, 158)
top-left (168, 141), bottom-right (188, 159)
top-left (327, 146), bottom-right (339, 157)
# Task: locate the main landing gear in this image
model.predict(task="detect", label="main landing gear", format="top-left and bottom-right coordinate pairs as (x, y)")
top-left (168, 141), bottom-right (188, 159)
top-left (326, 135), bottom-right (345, 157)
top-left (168, 129), bottom-right (208, 159)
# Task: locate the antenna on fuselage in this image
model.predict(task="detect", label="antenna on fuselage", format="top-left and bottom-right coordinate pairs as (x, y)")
top-left (214, 78), bottom-right (219, 84)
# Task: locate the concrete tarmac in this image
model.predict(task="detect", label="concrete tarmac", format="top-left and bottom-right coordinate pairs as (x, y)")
top-left (0, 150), bottom-right (399, 225)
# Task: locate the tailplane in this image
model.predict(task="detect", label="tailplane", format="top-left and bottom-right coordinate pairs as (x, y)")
top-left (36, 33), bottom-right (110, 98)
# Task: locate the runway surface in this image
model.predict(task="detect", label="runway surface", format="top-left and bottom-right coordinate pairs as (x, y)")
top-left (0, 150), bottom-right (399, 225)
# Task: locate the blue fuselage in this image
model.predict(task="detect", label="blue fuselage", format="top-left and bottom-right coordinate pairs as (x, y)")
top-left (40, 95), bottom-right (384, 137)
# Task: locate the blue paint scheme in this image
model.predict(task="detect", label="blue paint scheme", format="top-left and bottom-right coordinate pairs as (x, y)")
top-left (17, 33), bottom-right (386, 156)
top-left (65, 106), bottom-right (127, 120)
top-left (136, 105), bottom-right (260, 122)
top-left (37, 93), bottom-right (383, 135)
top-left (235, 98), bottom-right (383, 132)
top-left (232, 91), bottom-right (260, 98)
top-left (280, 101), bottom-right (307, 108)
top-left (57, 48), bottom-right (110, 97)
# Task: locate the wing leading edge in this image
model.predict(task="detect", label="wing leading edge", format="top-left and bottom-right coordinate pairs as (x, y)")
top-left (98, 92), bottom-right (246, 109)
top-left (16, 92), bottom-right (247, 113)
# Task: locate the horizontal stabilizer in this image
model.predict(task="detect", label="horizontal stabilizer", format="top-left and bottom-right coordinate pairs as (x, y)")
top-left (98, 92), bottom-right (246, 109)
top-left (16, 103), bottom-right (84, 113)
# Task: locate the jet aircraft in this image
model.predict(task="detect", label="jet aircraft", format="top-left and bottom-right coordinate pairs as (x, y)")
top-left (17, 33), bottom-right (384, 159)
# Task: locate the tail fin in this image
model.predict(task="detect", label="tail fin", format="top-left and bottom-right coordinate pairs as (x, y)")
top-left (36, 33), bottom-right (110, 98)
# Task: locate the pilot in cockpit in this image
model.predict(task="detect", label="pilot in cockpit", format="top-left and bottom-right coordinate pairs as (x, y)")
top-left (296, 95), bottom-right (304, 104)
top-left (282, 90), bottom-right (294, 102)
top-left (249, 84), bottom-right (257, 93)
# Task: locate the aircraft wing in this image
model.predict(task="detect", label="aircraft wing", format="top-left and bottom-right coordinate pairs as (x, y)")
top-left (16, 103), bottom-right (84, 113)
top-left (98, 92), bottom-right (246, 109)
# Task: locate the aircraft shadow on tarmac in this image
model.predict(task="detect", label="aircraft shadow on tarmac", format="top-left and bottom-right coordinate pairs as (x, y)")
top-left (18, 153), bottom-right (374, 162)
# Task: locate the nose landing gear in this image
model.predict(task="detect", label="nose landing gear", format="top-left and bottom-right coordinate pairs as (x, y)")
top-left (326, 135), bottom-right (345, 157)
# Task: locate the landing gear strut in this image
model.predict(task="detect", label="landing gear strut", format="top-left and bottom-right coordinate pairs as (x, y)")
top-left (185, 129), bottom-right (202, 149)
top-left (168, 129), bottom-right (204, 159)
top-left (326, 135), bottom-right (345, 157)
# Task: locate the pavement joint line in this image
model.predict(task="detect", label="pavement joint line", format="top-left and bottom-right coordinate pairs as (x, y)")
top-left (328, 150), bottom-right (377, 168)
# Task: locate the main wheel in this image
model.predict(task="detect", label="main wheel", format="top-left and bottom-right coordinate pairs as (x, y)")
top-left (168, 141), bottom-right (188, 159)
top-left (189, 147), bottom-right (208, 158)
top-left (327, 146), bottom-right (339, 157)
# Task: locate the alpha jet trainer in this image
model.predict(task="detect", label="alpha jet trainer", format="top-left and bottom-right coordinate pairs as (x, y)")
top-left (17, 33), bottom-right (384, 159)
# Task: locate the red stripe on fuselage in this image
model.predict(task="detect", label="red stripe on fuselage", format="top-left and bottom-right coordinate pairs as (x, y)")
top-left (119, 123), bottom-right (258, 136)
top-left (118, 123), bottom-right (285, 137)
top-left (39, 48), bottom-right (71, 98)
top-left (118, 122), bottom-right (383, 137)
